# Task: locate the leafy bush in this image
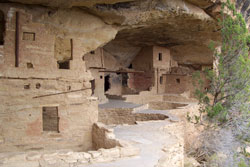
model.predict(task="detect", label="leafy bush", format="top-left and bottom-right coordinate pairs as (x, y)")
top-left (191, 0), bottom-right (250, 124)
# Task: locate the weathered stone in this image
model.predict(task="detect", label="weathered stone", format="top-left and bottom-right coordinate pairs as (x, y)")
top-left (26, 152), bottom-right (42, 161)
top-left (2, 154), bottom-right (26, 163)
top-left (245, 146), bottom-right (250, 154)
top-left (42, 153), bottom-right (58, 161)
top-left (80, 152), bottom-right (91, 160)
top-left (100, 147), bottom-right (120, 159)
top-left (120, 146), bottom-right (140, 157)
top-left (1, 161), bottom-right (40, 167)
top-left (0, 136), bottom-right (4, 144)
top-left (88, 151), bottom-right (101, 159)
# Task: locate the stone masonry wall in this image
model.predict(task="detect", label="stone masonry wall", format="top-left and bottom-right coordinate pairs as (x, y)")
top-left (0, 5), bottom-right (117, 152)
top-left (0, 122), bottom-right (140, 167)
top-left (92, 122), bottom-right (121, 149)
top-left (98, 108), bottom-right (168, 125)
top-left (127, 72), bottom-right (153, 92)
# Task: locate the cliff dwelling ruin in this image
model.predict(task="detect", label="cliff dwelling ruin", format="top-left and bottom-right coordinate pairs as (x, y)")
top-left (0, 0), bottom-right (249, 167)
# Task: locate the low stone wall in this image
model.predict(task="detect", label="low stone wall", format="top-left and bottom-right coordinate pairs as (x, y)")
top-left (99, 108), bottom-right (136, 125)
top-left (124, 93), bottom-right (164, 104)
top-left (162, 94), bottom-right (197, 103)
top-left (0, 146), bottom-right (140, 167)
top-left (92, 122), bottom-right (121, 149)
top-left (99, 108), bottom-right (168, 125)
top-left (0, 123), bottom-right (140, 167)
top-left (148, 101), bottom-right (187, 110)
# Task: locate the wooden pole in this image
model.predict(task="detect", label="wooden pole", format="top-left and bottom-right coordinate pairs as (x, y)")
top-left (157, 68), bottom-right (159, 94)
top-left (15, 12), bottom-right (19, 67)
top-left (99, 70), bottom-right (145, 74)
top-left (70, 39), bottom-right (73, 60)
top-left (33, 88), bottom-right (91, 99)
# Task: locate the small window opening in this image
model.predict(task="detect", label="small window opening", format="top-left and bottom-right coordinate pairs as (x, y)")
top-left (90, 79), bottom-right (95, 95)
top-left (54, 38), bottom-right (72, 69)
top-left (48, 11), bottom-right (53, 16)
top-left (105, 75), bottom-right (110, 92)
top-left (176, 78), bottom-right (180, 84)
top-left (42, 107), bottom-right (59, 132)
top-left (128, 64), bottom-right (133, 69)
top-left (36, 83), bottom-right (41, 89)
top-left (100, 76), bottom-right (103, 79)
top-left (0, 10), bottom-right (5, 45)
top-left (23, 32), bottom-right (35, 41)
top-left (158, 53), bottom-right (162, 61)
top-left (160, 76), bottom-right (163, 84)
top-left (90, 51), bottom-right (95, 54)
top-left (27, 62), bottom-right (34, 69)
top-left (24, 84), bottom-right (30, 89)
top-left (58, 60), bottom-right (70, 69)
top-left (122, 73), bottom-right (128, 87)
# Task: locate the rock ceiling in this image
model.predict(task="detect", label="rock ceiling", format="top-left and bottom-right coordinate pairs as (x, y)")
top-left (1, 0), bottom-right (249, 65)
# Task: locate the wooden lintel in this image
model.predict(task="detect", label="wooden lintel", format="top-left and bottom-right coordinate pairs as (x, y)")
top-left (163, 73), bottom-right (188, 76)
top-left (89, 67), bottom-right (106, 69)
top-left (178, 63), bottom-right (213, 66)
top-left (99, 70), bottom-right (145, 74)
top-left (33, 88), bottom-right (91, 99)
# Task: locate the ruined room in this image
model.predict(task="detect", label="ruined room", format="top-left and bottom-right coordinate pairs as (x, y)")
top-left (0, 0), bottom-right (248, 167)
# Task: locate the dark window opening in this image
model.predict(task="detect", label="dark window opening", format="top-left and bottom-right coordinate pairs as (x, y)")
top-left (90, 51), bottom-right (95, 54)
top-left (90, 79), bottom-right (95, 95)
top-left (58, 60), bottom-right (70, 69)
top-left (42, 107), bottom-right (59, 132)
top-left (24, 84), bottom-right (30, 89)
top-left (122, 73), bottom-right (128, 87)
top-left (23, 32), bottom-right (35, 41)
top-left (0, 10), bottom-right (5, 45)
top-left (100, 75), bottom-right (103, 79)
top-left (105, 75), bottom-right (110, 92)
top-left (158, 53), bottom-right (162, 61)
top-left (36, 83), bottom-right (41, 89)
top-left (128, 64), bottom-right (133, 69)
top-left (160, 76), bottom-right (163, 84)
top-left (27, 62), bottom-right (33, 69)
top-left (176, 78), bottom-right (180, 84)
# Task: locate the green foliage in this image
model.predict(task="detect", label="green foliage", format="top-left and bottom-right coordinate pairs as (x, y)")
top-left (242, 147), bottom-right (250, 157)
top-left (237, 159), bottom-right (248, 167)
top-left (190, 0), bottom-right (250, 124)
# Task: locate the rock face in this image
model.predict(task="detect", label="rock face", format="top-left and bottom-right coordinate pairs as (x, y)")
top-left (0, 0), bottom-right (247, 158)
top-left (90, 0), bottom-right (220, 65)
top-left (2, 0), bottom-right (239, 66)
top-left (0, 0), bottom-right (249, 166)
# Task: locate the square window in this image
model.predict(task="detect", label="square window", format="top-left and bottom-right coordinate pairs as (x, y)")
top-left (23, 32), bottom-right (35, 41)
top-left (58, 61), bottom-right (70, 69)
